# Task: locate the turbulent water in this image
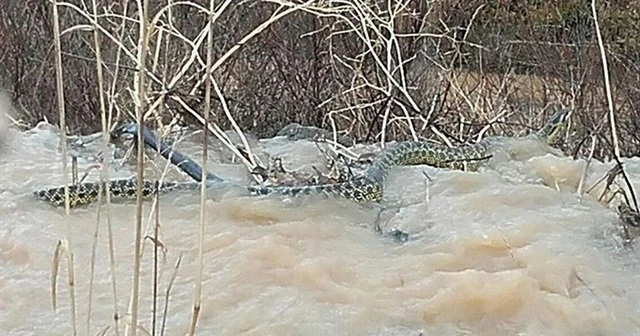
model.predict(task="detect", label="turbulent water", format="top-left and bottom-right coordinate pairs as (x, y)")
top-left (1, 123), bottom-right (640, 336)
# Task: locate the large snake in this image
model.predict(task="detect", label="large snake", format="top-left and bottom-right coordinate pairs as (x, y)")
top-left (33, 109), bottom-right (570, 207)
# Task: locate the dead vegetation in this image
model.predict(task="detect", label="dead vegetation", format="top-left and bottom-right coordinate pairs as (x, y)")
top-left (1, 0), bottom-right (640, 159)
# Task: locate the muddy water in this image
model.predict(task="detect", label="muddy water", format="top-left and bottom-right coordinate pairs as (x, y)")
top-left (1, 124), bottom-right (640, 336)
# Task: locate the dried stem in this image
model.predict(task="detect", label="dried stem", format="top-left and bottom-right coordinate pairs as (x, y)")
top-left (51, 1), bottom-right (70, 214)
top-left (51, 0), bottom-right (77, 334)
top-left (85, 0), bottom-right (114, 332)
top-left (152, 181), bottom-right (161, 336)
top-left (105, 1), bottom-right (129, 332)
top-left (129, 0), bottom-right (149, 334)
top-left (591, 0), bottom-right (621, 160)
top-left (161, 255), bottom-right (182, 336)
top-left (189, 0), bottom-right (216, 333)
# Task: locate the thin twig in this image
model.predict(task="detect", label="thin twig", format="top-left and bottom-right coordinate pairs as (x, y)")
top-left (161, 255), bottom-right (182, 336)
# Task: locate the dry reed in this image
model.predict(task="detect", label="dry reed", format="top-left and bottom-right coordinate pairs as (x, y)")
top-left (591, 0), bottom-right (621, 161)
top-left (86, 0), bottom-right (114, 333)
top-left (51, 0), bottom-right (78, 335)
top-left (104, 1), bottom-right (131, 333)
top-left (129, 0), bottom-right (150, 334)
top-left (189, 0), bottom-right (216, 333)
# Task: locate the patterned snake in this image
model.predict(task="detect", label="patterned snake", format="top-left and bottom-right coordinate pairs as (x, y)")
top-left (33, 109), bottom-right (570, 207)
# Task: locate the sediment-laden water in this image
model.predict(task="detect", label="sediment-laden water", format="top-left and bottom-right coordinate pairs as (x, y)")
top-left (1, 124), bottom-right (639, 336)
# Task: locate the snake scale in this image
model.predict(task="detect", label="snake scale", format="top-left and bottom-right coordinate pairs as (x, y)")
top-left (33, 109), bottom-right (570, 207)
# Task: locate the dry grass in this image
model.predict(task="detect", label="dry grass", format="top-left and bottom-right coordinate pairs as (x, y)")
top-left (190, 0), bottom-right (217, 333)
top-left (50, 1), bottom-right (78, 335)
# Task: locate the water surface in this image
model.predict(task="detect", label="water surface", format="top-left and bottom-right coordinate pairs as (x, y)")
top-left (1, 124), bottom-right (639, 336)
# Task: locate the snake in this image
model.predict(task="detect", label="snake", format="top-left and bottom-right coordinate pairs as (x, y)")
top-left (33, 108), bottom-right (570, 207)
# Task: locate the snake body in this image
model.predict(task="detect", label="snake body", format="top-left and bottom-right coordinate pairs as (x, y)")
top-left (33, 109), bottom-right (570, 207)
top-left (247, 108), bottom-right (569, 201)
top-left (33, 179), bottom-right (201, 207)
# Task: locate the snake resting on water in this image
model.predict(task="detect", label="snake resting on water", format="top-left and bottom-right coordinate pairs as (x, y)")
top-left (33, 109), bottom-right (570, 207)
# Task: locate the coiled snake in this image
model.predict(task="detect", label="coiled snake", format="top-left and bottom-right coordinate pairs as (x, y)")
top-left (33, 109), bottom-right (570, 207)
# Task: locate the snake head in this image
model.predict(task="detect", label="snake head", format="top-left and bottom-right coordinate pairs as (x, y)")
top-left (112, 122), bottom-right (139, 139)
top-left (111, 123), bottom-right (163, 152)
top-left (538, 107), bottom-right (572, 143)
top-left (549, 107), bottom-right (571, 127)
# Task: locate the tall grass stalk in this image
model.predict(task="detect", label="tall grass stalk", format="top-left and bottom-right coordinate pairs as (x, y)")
top-left (162, 255), bottom-right (183, 336)
top-left (102, 1), bottom-right (130, 333)
top-left (86, 0), bottom-right (114, 333)
top-left (51, 2), bottom-right (70, 217)
top-left (591, 0), bottom-right (621, 160)
top-left (151, 1), bottom-right (174, 334)
top-left (129, 0), bottom-right (150, 334)
top-left (52, 0), bottom-right (77, 334)
top-left (189, 0), bottom-right (215, 333)
top-left (152, 182), bottom-right (161, 336)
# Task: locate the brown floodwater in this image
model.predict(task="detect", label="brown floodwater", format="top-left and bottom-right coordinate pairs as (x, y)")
top-left (1, 123), bottom-right (639, 336)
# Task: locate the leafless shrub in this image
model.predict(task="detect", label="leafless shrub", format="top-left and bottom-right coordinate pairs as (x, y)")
top-left (3, 0), bottom-right (640, 159)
